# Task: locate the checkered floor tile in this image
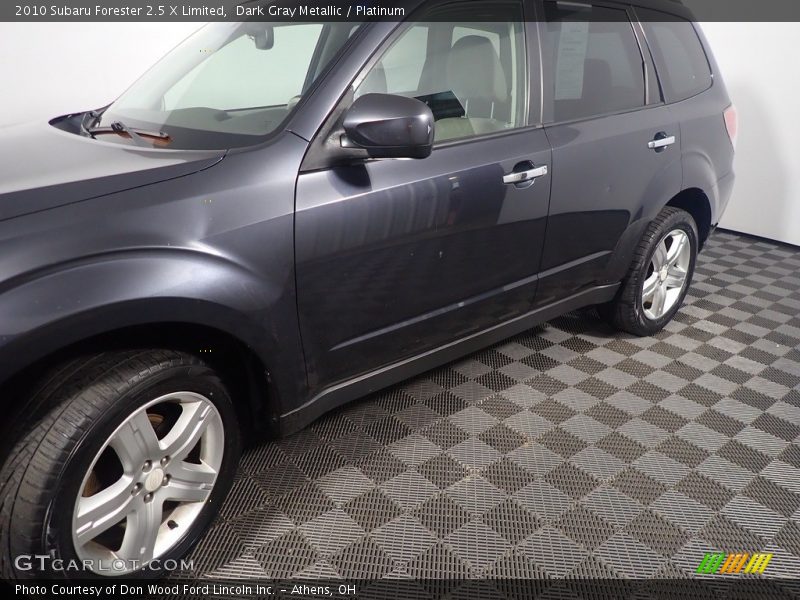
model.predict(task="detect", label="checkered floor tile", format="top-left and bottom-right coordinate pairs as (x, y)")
top-left (182, 231), bottom-right (800, 585)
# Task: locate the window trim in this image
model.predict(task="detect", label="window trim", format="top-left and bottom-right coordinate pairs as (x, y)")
top-left (632, 6), bottom-right (715, 105)
top-left (538, 0), bottom-right (662, 127)
top-left (629, 5), bottom-right (663, 106)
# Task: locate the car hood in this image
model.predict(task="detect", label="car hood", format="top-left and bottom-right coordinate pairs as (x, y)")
top-left (0, 118), bottom-right (225, 222)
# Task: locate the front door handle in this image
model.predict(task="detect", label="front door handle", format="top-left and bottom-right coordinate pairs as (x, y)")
top-left (503, 165), bottom-right (548, 185)
top-left (648, 133), bottom-right (676, 151)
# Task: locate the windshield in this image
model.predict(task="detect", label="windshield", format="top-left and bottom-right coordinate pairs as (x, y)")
top-left (97, 22), bottom-right (360, 150)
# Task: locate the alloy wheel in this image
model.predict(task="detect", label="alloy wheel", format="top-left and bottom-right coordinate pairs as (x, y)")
top-left (71, 391), bottom-right (224, 574)
top-left (641, 228), bottom-right (691, 320)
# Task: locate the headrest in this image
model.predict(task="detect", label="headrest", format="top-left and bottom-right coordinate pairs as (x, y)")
top-left (447, 35), bottom-right (507, 104)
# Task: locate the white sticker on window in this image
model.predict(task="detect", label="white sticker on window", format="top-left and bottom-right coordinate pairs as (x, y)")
top-left (554, 22), bottom-right (589, 100)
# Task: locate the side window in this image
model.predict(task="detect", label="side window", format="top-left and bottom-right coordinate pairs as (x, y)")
top-left (542, 2), bottom-right (646, 122)
top-left (375, 26), bottom-right (429, 95)
top-left (638, 11), bottom-right (712, 102)
top-left (353, 2), bottom-right (528, 143)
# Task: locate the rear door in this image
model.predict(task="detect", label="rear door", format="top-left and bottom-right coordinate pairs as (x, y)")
top-left (295, 2), bottom-right (552, 390)
top-left (535, 0), bottom-right (682, 306)
top-left (637, 10), bottom-right (734, 227)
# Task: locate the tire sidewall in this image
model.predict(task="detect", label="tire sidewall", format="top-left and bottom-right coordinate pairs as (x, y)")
top-left (633, 214), bottom-right (698, 333)
top-left (40, 363), bottom-right (240, 580)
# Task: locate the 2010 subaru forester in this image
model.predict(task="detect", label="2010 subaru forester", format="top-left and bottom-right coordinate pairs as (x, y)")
top-left (0, 0), bottom-right (735, 579)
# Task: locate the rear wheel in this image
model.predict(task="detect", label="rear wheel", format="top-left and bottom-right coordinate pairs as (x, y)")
top-left (0, 350), bottom-right (241, 579)
top-left (601, 206), bottom-right (698, 336)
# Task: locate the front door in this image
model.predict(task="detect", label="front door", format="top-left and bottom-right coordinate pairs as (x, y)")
top-left (295, 4), bottom-right (552, 390)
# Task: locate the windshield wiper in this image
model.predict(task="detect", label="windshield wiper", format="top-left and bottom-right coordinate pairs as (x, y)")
top-left (78, 110), bottom-right (102, 137)
top-left (87, 120), bottom-right (171, 147)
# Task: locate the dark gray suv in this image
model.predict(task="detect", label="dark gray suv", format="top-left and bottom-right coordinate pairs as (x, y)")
top-left (0, 0), bottom-right (735, 579)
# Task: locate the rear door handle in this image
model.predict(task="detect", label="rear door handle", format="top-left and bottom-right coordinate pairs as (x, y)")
top-left (503, 165), bottom-right (548, 185)
top-left (648, 134), bottom-right (676, 151)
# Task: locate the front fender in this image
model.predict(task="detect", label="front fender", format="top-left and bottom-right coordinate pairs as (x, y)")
top-left (0, 251), bottom-right (305, 415)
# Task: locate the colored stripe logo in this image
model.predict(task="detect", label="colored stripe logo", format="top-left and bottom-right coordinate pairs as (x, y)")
top-left (697, 552), bottom-right (773, 574)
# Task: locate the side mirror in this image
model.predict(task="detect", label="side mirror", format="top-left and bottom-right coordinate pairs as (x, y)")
top-left (341, 93), bottom-right (434, 160)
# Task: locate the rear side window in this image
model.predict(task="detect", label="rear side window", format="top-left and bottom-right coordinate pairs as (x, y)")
top-left (639, 11), bottom-right (712, 102)
top-left (542, 2), bottom-right (647, 122)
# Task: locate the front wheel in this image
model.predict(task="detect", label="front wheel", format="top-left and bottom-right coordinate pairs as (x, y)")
top-left (601, 206), bottom-right (698, 336)
top-left (0, 350), bottom-right (241, 579)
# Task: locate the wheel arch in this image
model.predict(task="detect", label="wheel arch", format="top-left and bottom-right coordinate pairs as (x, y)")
top-left (0, 244), bottom-right (311, 452)
top-left (604, 186), bottom-right (713, 285)
top-left (0, 317), bottom-right (281, 455)
top-left (666, 187), bottom-right (712, 249)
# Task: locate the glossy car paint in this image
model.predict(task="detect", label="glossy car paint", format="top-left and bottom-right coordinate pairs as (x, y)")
top-left (296, 127), bottom-right (553, 390)
top-left (0, 0), bottom-right (734, 438)
top-left (0, 120), bottom-right (224, 221)
top-left (341, 93), bottom-right (435, 158)
top-left (668, 24), bottom-right (737, 224)
top-left (0, 129), bottom-right (309, 417)
top-left (537, 103), bottom-right (683, 306)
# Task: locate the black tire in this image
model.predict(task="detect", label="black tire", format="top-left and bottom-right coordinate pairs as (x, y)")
top-left (0, 350), bottom-right (241, 580)
top-left (601, 206), bottom-right (698, 336)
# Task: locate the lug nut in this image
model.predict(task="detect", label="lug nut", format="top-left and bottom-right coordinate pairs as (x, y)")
top-left (160, 456), bottom-right (170, 467)
top-left (144, 492), bottom-right (153, 503)
top-left (143, 460), bottom-right (152, 472)
top-left (131, 483), bottom-right (142, 495)
top-left (163, 474), bottom-right (171, 486)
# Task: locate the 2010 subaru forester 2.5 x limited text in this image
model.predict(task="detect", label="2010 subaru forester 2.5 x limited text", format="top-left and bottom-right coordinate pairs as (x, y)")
top-left (0, 0), bottom-right (735, 579)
